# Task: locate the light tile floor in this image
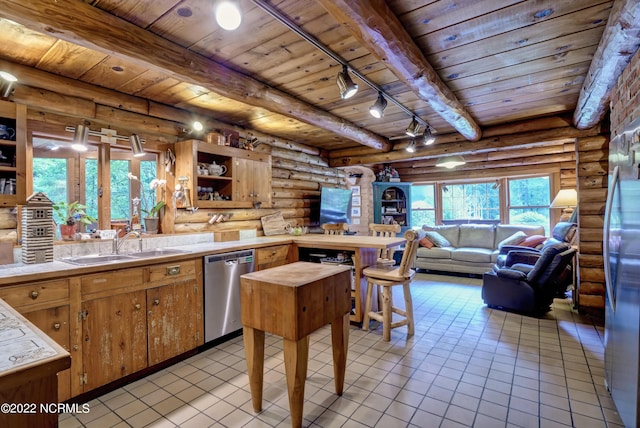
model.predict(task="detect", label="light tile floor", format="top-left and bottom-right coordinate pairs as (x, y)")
top-left (59, 273), bottom-right (624, 427)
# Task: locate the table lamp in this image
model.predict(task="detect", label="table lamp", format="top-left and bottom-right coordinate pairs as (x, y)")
top-left (550, 189), bottom-right (577, 222)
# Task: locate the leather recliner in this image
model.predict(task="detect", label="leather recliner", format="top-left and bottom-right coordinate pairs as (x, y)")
top-left (482, 243), bottom-right (577, 313)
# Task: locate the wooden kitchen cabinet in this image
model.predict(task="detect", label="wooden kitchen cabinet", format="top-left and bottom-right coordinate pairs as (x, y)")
top-left (0, 279), bottom-right (72, 401)
top-left (80, 268), bottom-right (146, 392)
top-left (0, 100), bottom-right (26, 206)
top-left (146, 259), bottom-right (203, 365)
top-left (255, 244), bottom-right (290, 270)
top-left (175, 139), bottom-right (271, 209)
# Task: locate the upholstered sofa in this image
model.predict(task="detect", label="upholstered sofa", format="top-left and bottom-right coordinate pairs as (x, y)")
top-left (414, 223), bottom-right (545, 275)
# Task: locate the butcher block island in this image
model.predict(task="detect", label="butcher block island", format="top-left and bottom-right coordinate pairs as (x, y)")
top-left (0, 233), bottom-right (404, 403)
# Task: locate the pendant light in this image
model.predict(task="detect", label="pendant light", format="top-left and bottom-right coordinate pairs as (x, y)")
top-left (129, 134), bottom-right (145, 157)
top-left (405, 117), bottom-right (422, 137)
top-left (336, 65), bottom-right (358, 99)
top-left (71, 125), bottom-right (89, 152)
top-left (215, 1), bottom-right (242, 31)
top-left (436, 155), bottom-right (466, 169)
top-left (369, 92), bottom-right (388, 118)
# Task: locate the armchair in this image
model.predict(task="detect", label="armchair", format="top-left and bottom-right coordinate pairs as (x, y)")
top-left (482, 243), bottom-right (576, 313)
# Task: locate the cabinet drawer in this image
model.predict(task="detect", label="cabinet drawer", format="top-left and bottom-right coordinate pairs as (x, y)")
top-left (147, 259), bottom-right (197, 283)
top-left (0, 279), bottom-right (69, 309)
top-left (256, 245), bottom-right (289, 270)
top-left (81, 268), bottom-right (143, 296)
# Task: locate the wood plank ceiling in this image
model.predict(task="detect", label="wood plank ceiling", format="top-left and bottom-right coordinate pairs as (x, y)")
top-left (0, 0), bottom-right (638, 164)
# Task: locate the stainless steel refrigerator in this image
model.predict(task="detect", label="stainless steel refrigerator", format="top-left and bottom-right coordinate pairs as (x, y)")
top-left (604, 116), bottom-right (640, 428)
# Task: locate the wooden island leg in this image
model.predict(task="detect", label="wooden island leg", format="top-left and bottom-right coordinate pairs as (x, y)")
top-left (243, 326), bottom-right (265, 413)
top-left (331, 313), bottom-right (349, 395)
top-left (283, 336), bottom-right (309, 428)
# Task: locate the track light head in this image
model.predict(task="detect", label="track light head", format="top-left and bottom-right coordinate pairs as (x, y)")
top-left (71, 124), bottom-right (89, 152)
top-left (405, 139), bottom-right (416, 153)
top-left (336, 66), bottom-right (358, 99)
top-left (423, 127), bottom-right (435, 145)
top-left (0, 71), bottom-right (17, 99)
top-left (369, 92), bottom-right (388, 118)
top-left (405, 117), bottom-right (422, 137)
top-left (129, 134), bottom-right (145, 157)
top-left (215, 1), bottom-right (242, 31)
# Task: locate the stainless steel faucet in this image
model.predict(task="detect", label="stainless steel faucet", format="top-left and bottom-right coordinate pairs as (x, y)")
top-left (112, 231), bottom-right (142, 254)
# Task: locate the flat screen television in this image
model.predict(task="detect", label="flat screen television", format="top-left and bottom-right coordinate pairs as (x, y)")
top-left (319, 187), bottom-right (352, 225)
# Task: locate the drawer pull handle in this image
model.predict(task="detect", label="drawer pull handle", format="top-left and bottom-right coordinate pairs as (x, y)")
top-left (30, 291), bottom-right (39, 299)
top-left (53, 322), bottom-right (61, 330)
top-left (166, 265), bottom-right (181, 275)
top-left (134, 303), bottom-right (141, 310)
top-left (153, 298), bottom-right (160, 306)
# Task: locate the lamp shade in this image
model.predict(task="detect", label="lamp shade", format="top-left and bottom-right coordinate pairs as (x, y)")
top-left (436, 155), bottom-right (466, 169)
top-left (0, 71), bottom-right (17, 99)
top-left (129, 134), bottom-right (145, 157)
top-left (71, 125), bottom-right (89, 152)
top-left (550, 189), bottom-right (577, 208)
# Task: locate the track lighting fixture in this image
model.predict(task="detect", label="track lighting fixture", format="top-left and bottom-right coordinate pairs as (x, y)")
top-left (71, 124), bottom-right (89, 152)
top-left (405, 139), bottom-right (416, 153)
top-left (336, 65), bottom-right (358, 99)
top-left (436, 155), bottom-right (466, 169)
top-left (0, 71), bottom-right (17, 99)
top-left (129, 134), bottom-right (145, 157)
top-left (215, 1), bottom-right (242, 31)
top-left (369, 92), bottom-right (388, 118)
top-left (423, 127), bottom-right (435, 145)
top-left (405, 117), bottom-right (422, 137)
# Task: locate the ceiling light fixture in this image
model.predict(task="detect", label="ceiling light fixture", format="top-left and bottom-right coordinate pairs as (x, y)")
top-left (0, 71), bottom-right (17, 99)
top-left (192, 121), bottom-right (204, 132)
top-left (369, 92), bottom-right (388, 118)
top-left (436, 155), bottom-right (466, 169)
top-left (215, 1), bottom-right (242, 31)
top-left (405, 117), bottom-right (422, 137)
top-left (129, 134), bottom-right (145, 157)
top-left (405, 139), bottom-right (416, 153)
top-left (71, 124), bottom-right (89, 152)
top-left (336, 65), bottom-right (358, 99)
top-left (423, 127), bottom-right (435, 145)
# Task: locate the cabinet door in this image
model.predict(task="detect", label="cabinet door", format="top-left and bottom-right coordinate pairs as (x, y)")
top-left (234, 158), bottom-right (272, 208)
top-left (147, 279), bottom-right (203, 365)
top-left (23, 306), bottom-right (71, 402)
top-left (82, 291), bottom-right (147, 391)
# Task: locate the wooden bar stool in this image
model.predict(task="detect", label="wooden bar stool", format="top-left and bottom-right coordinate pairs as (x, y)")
top-left (369, 223), bottom-right (401, 265)
top-left (322, 223), bottom-right (348, 235)
top-left (362, 230), bottom-right (420, 341)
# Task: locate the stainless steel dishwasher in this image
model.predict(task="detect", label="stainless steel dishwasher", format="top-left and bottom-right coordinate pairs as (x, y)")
top-left (203, 249), bottom-right (255, 342)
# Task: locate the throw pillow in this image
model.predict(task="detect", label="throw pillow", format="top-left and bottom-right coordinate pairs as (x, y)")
top-left (497, 231), bottom-right (527, 250)
top-left (419, 237), bottom-right (434, 248)
top-left (424, 231), bottom-right (451, 247)
top-left (520, 235), bottom-right (547, 248)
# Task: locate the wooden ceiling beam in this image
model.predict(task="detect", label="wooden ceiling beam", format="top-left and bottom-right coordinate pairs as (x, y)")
top-left (0, 0), bottom-right (391, 151)
top-left (573, 0), bottom-right (640, 129)
top-left (330, 126), bottom-right (600, 167)
top-left (317, 0), bottom-right (481, 141)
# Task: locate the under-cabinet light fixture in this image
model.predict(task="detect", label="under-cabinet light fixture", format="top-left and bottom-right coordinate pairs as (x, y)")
top-left (129, 134), bottom-right (145, 157)
top-left (0, 71), bottom-right (17, 99)
top-left (336, 65), bottom-right (358, 100)
top-left (369, 92), bottom-right (388, 118)
top-left (71, 125), bottom-right (89, 152)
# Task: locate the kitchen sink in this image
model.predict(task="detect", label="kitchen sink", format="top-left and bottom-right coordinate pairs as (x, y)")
top-left (61, 254), bottom-right (136, 265)
top-left (127, 248), bottom-right (191, 258)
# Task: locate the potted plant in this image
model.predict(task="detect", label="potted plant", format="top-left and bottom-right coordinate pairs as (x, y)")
top-left (53, 201), bottom-right (97, 240)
